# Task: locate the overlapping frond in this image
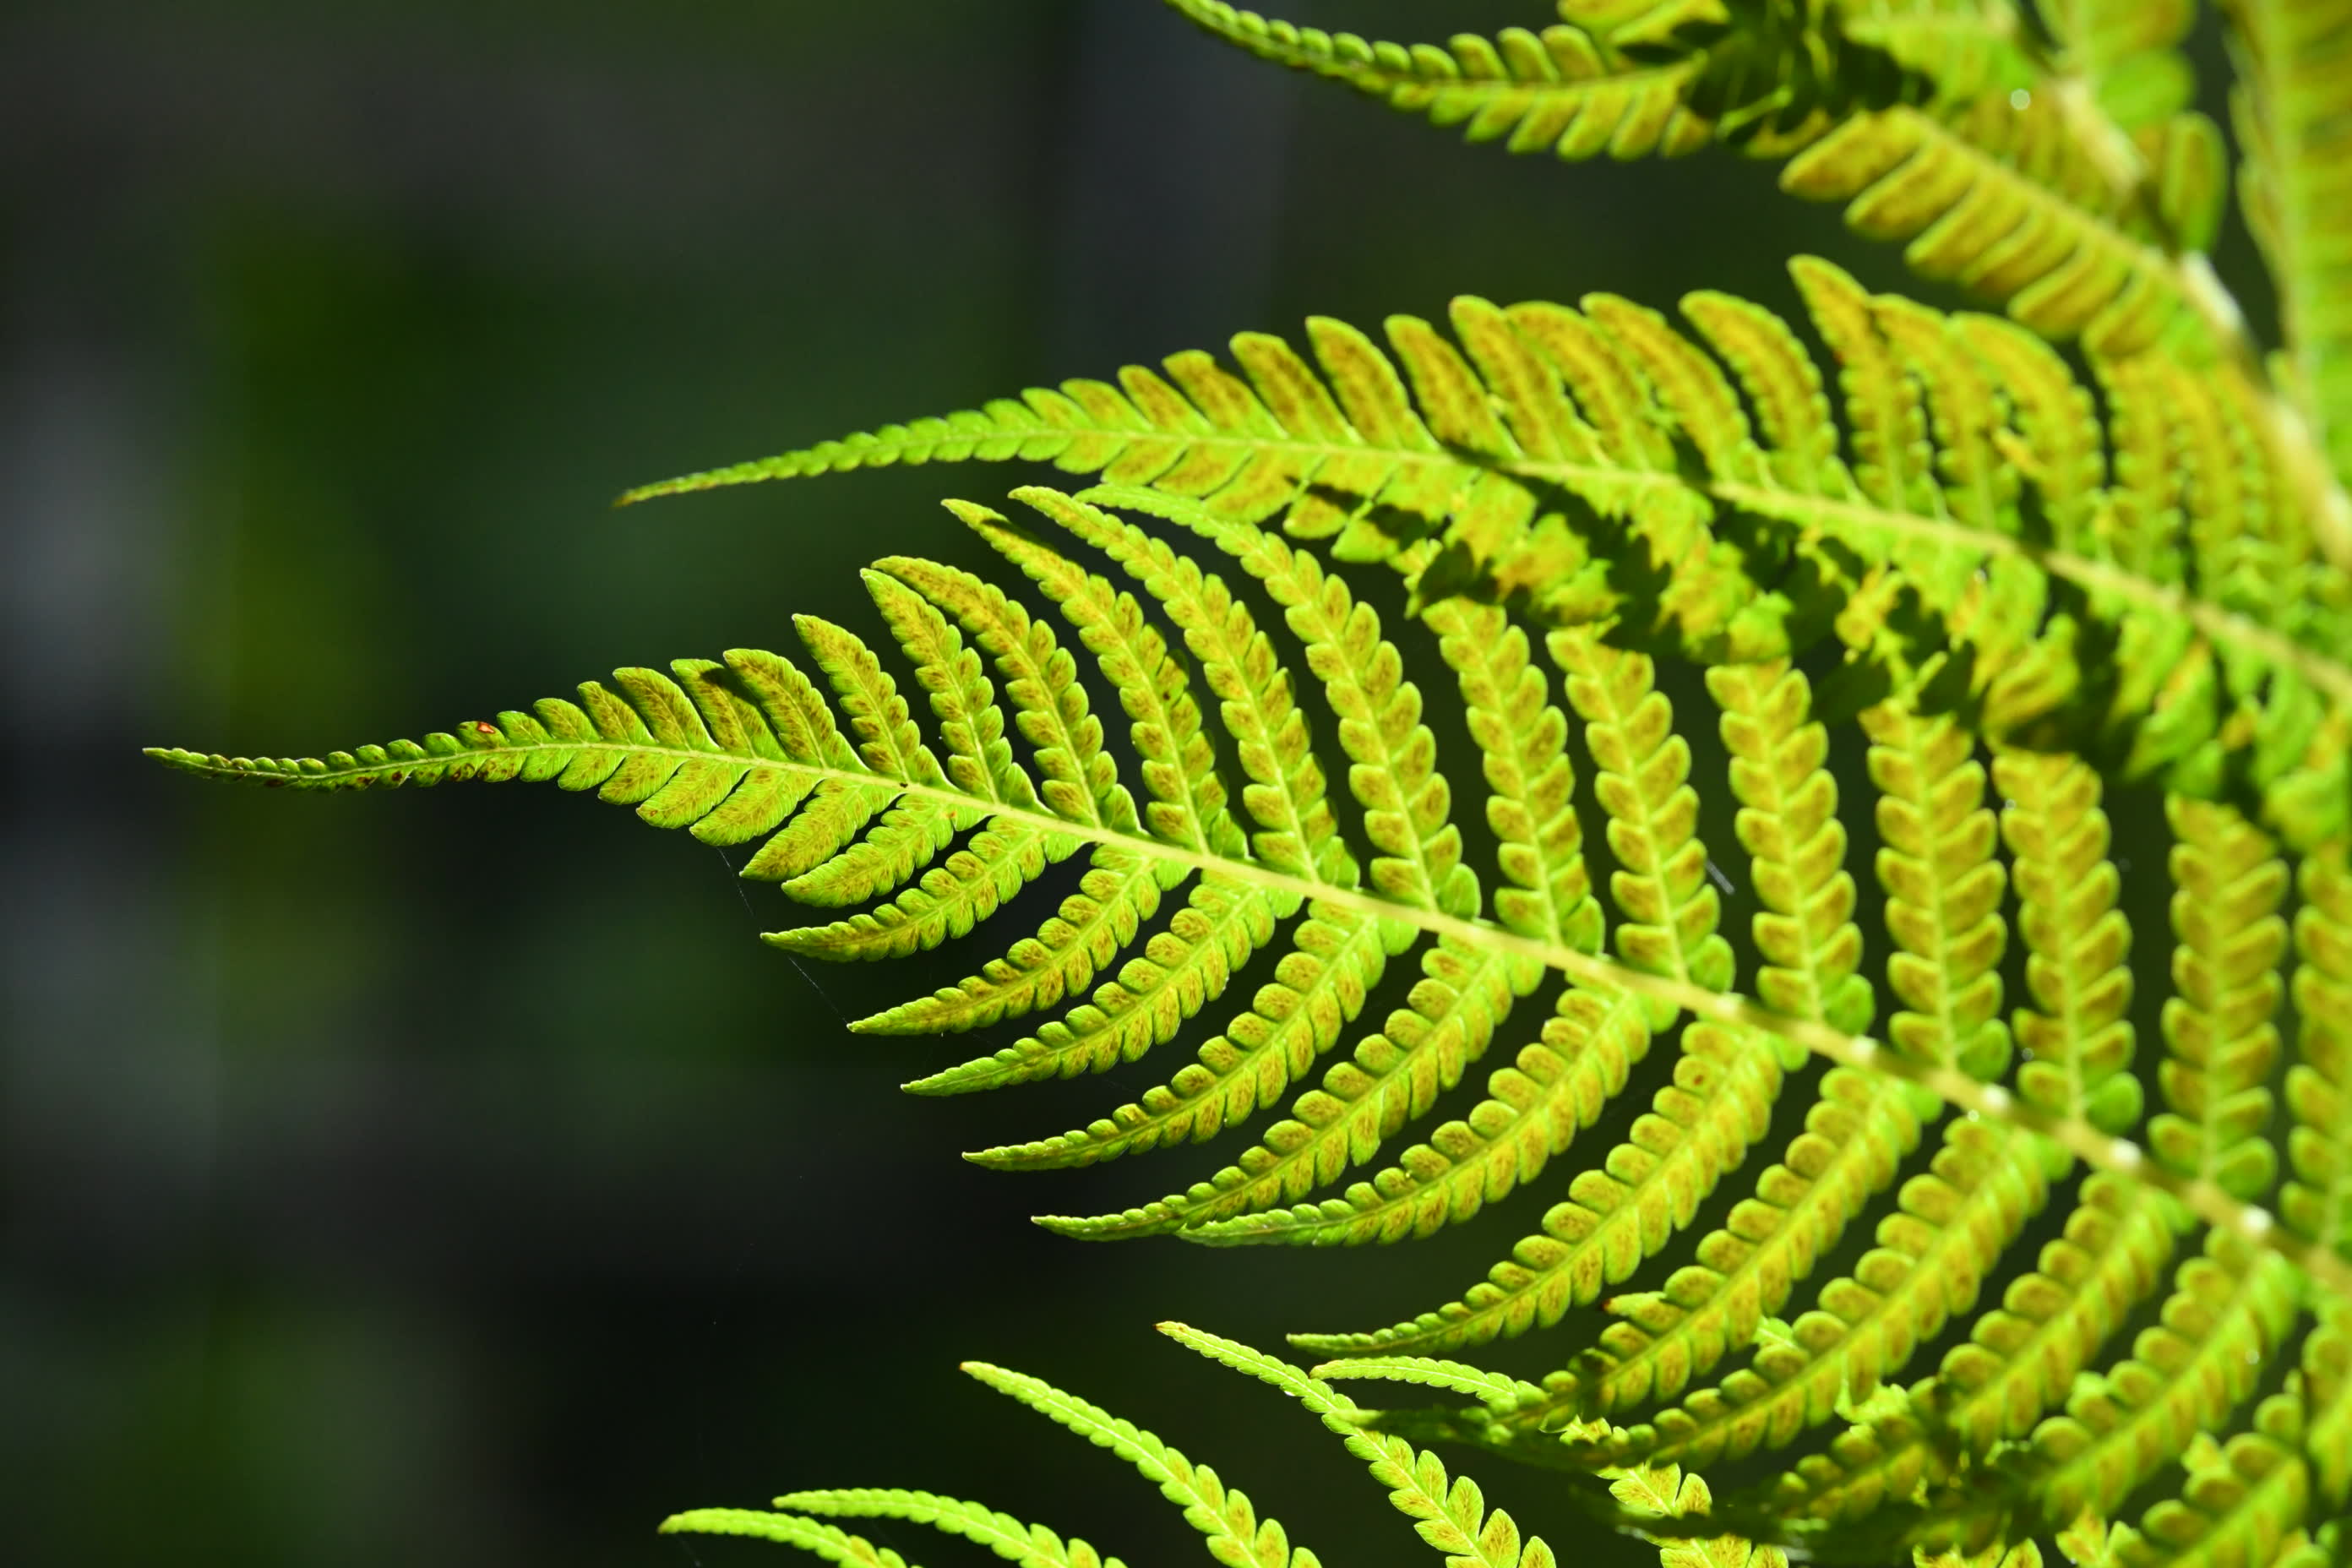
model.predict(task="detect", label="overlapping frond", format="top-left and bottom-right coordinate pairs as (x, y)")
top-left (2225, 0), bottom-right (2352, 490)
top-left (619, 264), bottom-right (2352, 855)
top-left (1165, 0), bottom-right (2217, 355)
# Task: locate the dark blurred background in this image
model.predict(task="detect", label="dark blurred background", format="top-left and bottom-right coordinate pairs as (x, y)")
top-left (0, 3), bottom-right (2265, 1566)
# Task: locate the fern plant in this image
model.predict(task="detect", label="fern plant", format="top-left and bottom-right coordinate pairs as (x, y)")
top-left (152, 1), bottom-right (2352, 1565)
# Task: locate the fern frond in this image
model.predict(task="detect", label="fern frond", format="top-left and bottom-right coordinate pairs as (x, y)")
top-left (1282, 1011), bottom-right (1776, 1346)
top-left (905, 872), bottom-right (1275, 1094)
top-left (1157, 1322), bottom-right (1562, 1568)
top-left (909, 485), bottom-right (1331, 1092)
top-left (1168, 0), bottom-right (2194, 359)
top-left (1304, 1354), bottom-right (1547, 1413)
top-left (1156, 1), bottom-right (1716, 161)
top-left (961, 1359), bottom-right (1318, 1568)
top-left (623, 271), bottom-right (2352, 853)
top-left (1015, 486), bottom-right (1343, 880)
top-left (2303, 1298), bottom-right (2352, 1506)
top-left (977, 513), bottom-right (1524, 1175)
top-left (2100, 1386), bottom-right (2316, 1568)
top-left (772, 1491), bottom-right (1123, 1568)
top-left (2041, 0), bottom-right (2197, 130)
top-left (155, 490), bottom-right (2352, 1305)
top-left (1079, 605), bottom-right (1622, 1244)
top-left (1553, 627), bottom-right (1736, 1009)
top-left (1032, 938), bottom-right (1533, 1233)
top-left (1778, 90), bottom-right (2200, 354)
top-left (770, 825), bottom-right (1071, 963)
top-left (2024, 1229), bottom-right (2300, 1526)
top-left (1150, 0), bottom-right (2352, 566)
top-left (1863, 703), bottom-right (2011, 1079)
top-left (881, 545), bottom-right (1135, 833)
top-left (992, 915), bottom-right (1464, 1179)
top-left (1169, 985), bottom-right (1656, 1249)
top-left (1995, 749), bottom-right (2141, 1135)
top-left (663, 1510), bottom-right (924, 1568)
top-left (855, 852), bottom-right (1175, 1037)
top-left (1612, 1465), bottom-right (1791, 1568)
top-left (966, 513), bottom-right (1239, 858)
top-left (2224, 0), bottom-right (2352, 490)
top-left (1508, 1066), bottom-right (1926, 1426)
top-left (1431, 600), bottom-right (1604, 950)
top-left (1769, 1171), bottom-right (2182, 1527)
top-left (2151, 798), bottom-right (2288, 1200)
top-left (1595, 1117), bottom-right (2052, 1470)
top-left (2286, 843), bottom-right (2352, 1253)
top-left (1711, 660), bottom-right (1873, 1032)
top-left (1177, 507), bottom-right (1476, 916)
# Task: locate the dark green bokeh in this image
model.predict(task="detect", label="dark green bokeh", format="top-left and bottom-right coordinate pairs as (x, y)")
top-left (3, 3), bottom-right (2266, 1566)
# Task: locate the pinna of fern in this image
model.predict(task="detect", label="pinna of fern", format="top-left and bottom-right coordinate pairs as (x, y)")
top-left (155, 257), bottom-right (2352, 1557)
top-left (662, 1321), bottom-right (1777, 1568)
top-left (1155, 0), bottom-right (2352, 571)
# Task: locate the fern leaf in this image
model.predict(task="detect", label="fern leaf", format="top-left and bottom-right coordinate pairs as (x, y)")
top-left (772, 1490), bottom-right (1122, 1568)
top-left (781, 797), bottom-right (972, 909)
top-left (1612, 1466), bottom-right (1791, 1568)
top-left (1599, 1117), bottom-right (2052, 1470)
top-left (1772, 1172), bottom-right (2182, 1525)
top-left (1018, 486), bottom-right (1343, 879)
top-left (1679, 287), bottom-right (1840, 496)
top-left (2286, 843), bottom-right (2352, 1253)
top-left (1780, 91), bottom-right (2192, 355)
top-left (2150, 798), bottom-right (2287, 1200)
top-left (961, 1360), bottom-right (1318, 1568)
top-left (862, 567), bottom-right (1040, 811)
top-left (2042, 0), bottom-right (2197, 129)
top-left (1283, 1015), bottom-right (1776, 1353)
top-left (858, 852), bottom-right (1175, 1038)
top-left (2101, 1386), bottom-right (2316, 1568)
top-left (1172, 506), bottom-right (1477, 916)
top-left (1034, 595), bottom-right (1595, 1236)
top-left (1914, 1171), bottom-right (2180, 1452)
top-left (2303, 1298), bottom-right (2352, 1506)
top-left (1517, 1065), bottom-right (1925, 1424)
top-left (1995, 749), bottom-right (2142, 1135)
top-left (624, 276), bottom-right (2352, 851)
top-left (1032, 938), bottom-right (1533, 1232)
top-left (769, 825), bottom-right (1074, 964)
top-left (1551, 627), bottom-right (1734, 1010)
top-left (906, 872), bottom-right (1276, 1094)
top-left (1710, 660), bottom-right (1874, 1033)
top-left (156, 498), bottom-right (2343, 1303)
top-left (881, 544), bottom-right (1135, 832)
top-left (1157, 2), bottom-right (1712, 161)
top-left (1305, 1354), bottom-right (1546, 1413)
top-left (968, 906), bottom-right (1396, 1169)
top-left (2025, 1229), bottom-right (2301, 1526)
top-left (1156, 1322), bottom-right (1560, 1568)
top-left (966, 512), bottom-right (1239, 858)
top-left (905, 484), bottom-right (1338, 1091)
top-left (1863, 703), bottom-right (2012, 1079)
top-left (662, 1510), bottom-right (923, 1568)
top-left (843, 542), bottom-right (1161, 1033)
top-left (1168, 0), bottom-right (2205, 362)
top-left (973, 509), bottom-right (1511, 1172)
top-left (1429, 600), bottom-right (1604, 950)
top-left (1172, 985), bottom-right (1657, 1249)
top-left (2224, 0), bottom-right (2352, 489)
top-left (621, 316), bottom-right (1480, 548)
